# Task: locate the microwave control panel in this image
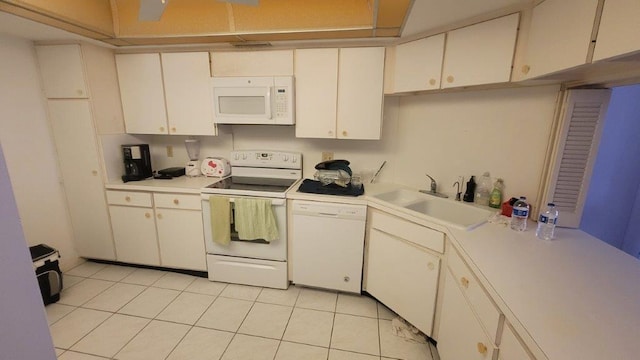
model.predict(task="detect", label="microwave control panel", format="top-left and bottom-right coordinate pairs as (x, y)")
top-left (274, 87), bottom-right (288, 119)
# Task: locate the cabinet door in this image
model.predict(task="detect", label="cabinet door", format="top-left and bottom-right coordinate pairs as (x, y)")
top-left (337, 47), bottom-right (385, 140)
top-left (48, 100), bottom-right (115, 260)
top-left (109, 206), bottom-right (160, 266)
top-left (442, 14), bottom-right (519, 88)
top-left (161, 52), bottom-right (216, 136)
top-left (393, 35), bottom-right (445, 92)
top-left (294, 48), bottom-right (339, 138)
top-left (366, 229), bottom-right (439, 335)
top-left (437, 269), bottom-right (497, 360)
top-left (115, 53), bottom-right (168, 134)
top-left (593, 0), bottom-right (640, 61)
top-left (156, 208), bottom-right (206, 271)
top-left (35, 45), bottom-right (88, 99)
top-left (522, 0), bottom-right (599, 78)
top-left (211, 50), bottom-right (294, 76)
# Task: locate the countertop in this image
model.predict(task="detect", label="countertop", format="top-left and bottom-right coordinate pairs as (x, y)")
top-left (290, 181), bottom-right (640, 360)
top-left (106, 178), bottom-right (640, 359)
top-left (105, 176), bottom-right (221, 194)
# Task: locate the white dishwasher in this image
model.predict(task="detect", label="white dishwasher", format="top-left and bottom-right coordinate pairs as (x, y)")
top-left (291, 200), bottom-right (367, 293)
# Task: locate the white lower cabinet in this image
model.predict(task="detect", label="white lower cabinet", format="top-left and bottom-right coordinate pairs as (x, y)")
top-left (364, 209), bottom-right (443, 336)
top-left (109, 204), bottom-right (160, 266)
top-left (438, 268), bottom-right (498, 360)
top-left (106, 190), bottom-right (206, 270)
top-left (154, 193), bottom-right (206, 271)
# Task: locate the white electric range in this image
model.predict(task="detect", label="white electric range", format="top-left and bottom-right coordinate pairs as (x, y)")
top-left (200, 150), bottom-right (302, 289)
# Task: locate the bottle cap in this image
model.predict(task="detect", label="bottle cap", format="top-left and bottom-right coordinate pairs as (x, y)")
top-left (548, 202), bottom-right (555, 206)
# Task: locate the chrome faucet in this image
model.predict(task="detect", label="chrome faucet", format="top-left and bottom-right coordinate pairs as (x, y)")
top-left (420, 173), bottom-right (449, 198)
top-left (453, 177), bottom-right (463, 201)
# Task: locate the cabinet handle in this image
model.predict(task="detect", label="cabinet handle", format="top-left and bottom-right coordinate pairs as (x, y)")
top-left (145, 212), bottom-right (151, 218)
top-left (477, 342), bottom-right (488, 355)
top-left (157, 213), bottom-right (163, 219)
top-left (446, 75), bottom-right (454, 83)
top-left (173, 199), bottom-right (179, 205)
top-left (160, 126), bottom-right (165, 132)
top-left (328, 130), bottom-right (333, 136)
top-left (125, 196), bottom-right (131, 202)
top-left (460, 277), bottom-right (470, 289)
top-left (343, 276), bottom-right (350, 282)
top-left (429, 78), bottom-right (436, 86)
top-left (342, 130), bottom-right (348, 137)
top-left (427, 262), bottom-right (435, 270)
top-left (522, 65), bottom-right (531, 74)
top-left (171, 127), bottom-right (177, 133)
top-left (77, 89), bottom-right (84, 96)
top-left (91, 170), bottom-right (98, 176)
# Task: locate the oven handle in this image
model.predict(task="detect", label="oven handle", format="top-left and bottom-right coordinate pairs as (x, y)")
top-left (200, 194), bottom-right (286, 206)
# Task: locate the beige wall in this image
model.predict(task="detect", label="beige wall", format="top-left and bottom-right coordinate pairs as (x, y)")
top-left (0, 34), bottom-right (80, 270)
top-left (147, 85), bottom-right (560, 208)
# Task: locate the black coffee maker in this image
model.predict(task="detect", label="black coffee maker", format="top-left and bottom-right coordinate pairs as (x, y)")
top-left (122, 144), bottom-right (152, 182)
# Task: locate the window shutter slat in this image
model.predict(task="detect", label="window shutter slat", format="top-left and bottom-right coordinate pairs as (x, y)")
top-left (540, 89), bottom-right (612, 228)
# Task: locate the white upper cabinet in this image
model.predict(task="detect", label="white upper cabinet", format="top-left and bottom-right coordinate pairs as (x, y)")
top-left (48, 100), bottom-right (115, 260)
top-left (35, 44), bottom-right (88, 99)
top-left (161, 52), bottom-right (215, 135)
top-left (211, 50), bottom-right (294, 76)
top-left (442, 13), bottom-right (519, 88)
top-left (294, 48), bottom-right (339, 138)
top-left (116, 53), bottom-right (168, 134)
top-left (520, 0), bottom-right (600, 78)
top-left (593, 0), bottom-right (640, 61)
top-left (295, 47), bottom-right (385, 140)
top-left (337, 47), bottom-right (385, 140)
top-left (391, 34), bottom-right (445, 93)
top-left (116, 52), bottom-right (215, 135)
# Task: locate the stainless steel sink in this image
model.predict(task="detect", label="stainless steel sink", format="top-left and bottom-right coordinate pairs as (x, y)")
top-left (372, 189), bottom-right (494, 230)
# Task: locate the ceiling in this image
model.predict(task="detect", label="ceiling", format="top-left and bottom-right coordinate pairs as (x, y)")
top-left (0, 0), bottom-right (533, 48)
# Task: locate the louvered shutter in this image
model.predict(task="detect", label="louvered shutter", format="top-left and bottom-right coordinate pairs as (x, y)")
top-left (540, 89), bottom-right (611, 228)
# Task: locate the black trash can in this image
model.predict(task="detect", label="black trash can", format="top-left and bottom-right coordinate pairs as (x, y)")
top-left (29, 244), bottom-right (63, 305)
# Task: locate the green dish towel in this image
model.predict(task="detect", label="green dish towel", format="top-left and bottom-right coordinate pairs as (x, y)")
top-left (209, 195), bottom-right (231, 246)
top-left (234, 198), bottom-right (279, 242)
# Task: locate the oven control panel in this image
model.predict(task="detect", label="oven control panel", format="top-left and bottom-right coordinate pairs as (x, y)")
top-left (230, 150), bottom-right (302, 169)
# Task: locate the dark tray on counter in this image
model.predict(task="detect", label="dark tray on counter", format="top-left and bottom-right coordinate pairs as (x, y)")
top-left (297, 179), bottom-right (364, 197)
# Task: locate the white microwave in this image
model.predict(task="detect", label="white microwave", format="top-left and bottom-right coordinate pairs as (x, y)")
top-left (211, 76), bottom-right (295, 125)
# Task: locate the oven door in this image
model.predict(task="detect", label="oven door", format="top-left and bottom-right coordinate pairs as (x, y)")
top-left (201, 195), bottom-right (287, 261)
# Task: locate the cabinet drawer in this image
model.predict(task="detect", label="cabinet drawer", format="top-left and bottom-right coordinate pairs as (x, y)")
top-left (448, 246), bottom-right (503, 342)
top-left (369, 209), bottom-right (444, 253)
top-left (106, 190), bottom-right (152, 207)
top-left (154, 193), bottom-right (201, 210)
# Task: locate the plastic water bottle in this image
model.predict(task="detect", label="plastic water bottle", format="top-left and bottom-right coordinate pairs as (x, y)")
top-left (510, 196), bottom-right (529, 232)
top-left (475, 172), bottom-right (492, 206)
top-left (536, 203), bottom-right (558, 240)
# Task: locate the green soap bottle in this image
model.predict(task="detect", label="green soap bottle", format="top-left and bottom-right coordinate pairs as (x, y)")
top-left (489, 178), bottom-right (504, 209)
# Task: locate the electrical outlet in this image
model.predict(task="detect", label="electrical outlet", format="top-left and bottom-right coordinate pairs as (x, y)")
top-left (322, 151), bottom-right (334, 162)
top-left (166, 145), bottom-right (173, 157)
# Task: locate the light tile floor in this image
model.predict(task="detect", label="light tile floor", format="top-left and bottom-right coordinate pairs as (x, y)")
top-left (49, 261), bottom-right (440, 360)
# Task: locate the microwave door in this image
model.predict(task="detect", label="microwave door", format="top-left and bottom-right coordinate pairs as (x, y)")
top-left (214, 86), bottom-right (273, 124)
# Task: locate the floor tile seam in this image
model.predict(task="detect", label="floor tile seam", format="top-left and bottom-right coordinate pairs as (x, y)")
top-left (78, 282), bottom-right (147, 314)
top-left (237, 300), bottom-right (297, 342)
top-left (59, 278), bottom-right (119, 308)
top-left (46, 304), bottom-right (81, 326)
top-left (112, 315), bottom-right (159, 359)
top-left (293, 304), bottom-right (337, 314)
top-left (56, 308), bottom-right (113, 352)
top-left (57, 349), bottom-right (110, 359)
top-left (334, 309), bottom-right (379, 319)
top-left (161, 323), bottom-right (195, 360)
top-left (278, 339), bottom-right (331, 352)
top-left (190, 292), bottom-right (222, 327)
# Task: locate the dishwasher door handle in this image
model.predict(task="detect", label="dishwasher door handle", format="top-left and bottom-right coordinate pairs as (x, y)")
top-left (317, 212), bottom-right (339, 217)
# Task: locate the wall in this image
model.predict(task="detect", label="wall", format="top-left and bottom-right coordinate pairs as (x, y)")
top-left (0, 34), bottom-right (80, 270)
top-left (146, 85), bottom-right (560, 206)
top-left (0, 145), bottom-right (56, 360)
top-left (581, 84), bottom-right (640, 251)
